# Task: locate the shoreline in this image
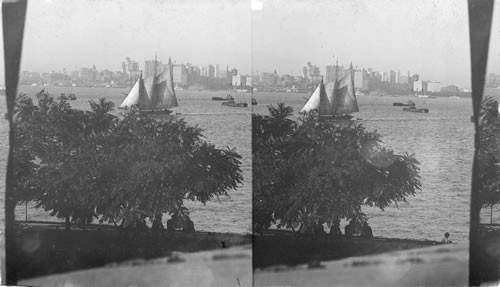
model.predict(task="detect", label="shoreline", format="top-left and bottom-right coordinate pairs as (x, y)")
top-left (14, 221), bottom-right (251, 279)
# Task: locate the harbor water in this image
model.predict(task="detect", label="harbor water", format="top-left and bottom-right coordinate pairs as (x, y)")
top-left (2, 86), bottom-right (500, 242)
top-left (10, 86), bottom-right (252, 234)
top-left (253, 91), bottom-right (475, 242)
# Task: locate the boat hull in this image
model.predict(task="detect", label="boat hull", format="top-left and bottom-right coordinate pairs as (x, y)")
top-left (212, 96), bottom-right (233, 101)
top-left (393, 102), bottom-right (415, 107)
top-left (222, 101), bottom-right (248, 107)
top-left (403, 107), bottom-right (429, 113)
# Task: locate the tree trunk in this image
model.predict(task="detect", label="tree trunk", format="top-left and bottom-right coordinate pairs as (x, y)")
top-left (65, 215), bottom-right (70, 231)
top-left (152, 213), bottom-right (164, 231)
top-left (491, 204), bottom-right (493, 225)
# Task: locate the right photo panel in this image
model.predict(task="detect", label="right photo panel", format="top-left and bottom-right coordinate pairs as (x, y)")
top-left (251, 0), bottom-right (472, 285)
top-left (478, 0), bottom-right (500, 284)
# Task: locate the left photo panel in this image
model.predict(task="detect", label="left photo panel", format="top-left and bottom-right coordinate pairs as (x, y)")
top-left (3, 0), bottom-right (252, 285)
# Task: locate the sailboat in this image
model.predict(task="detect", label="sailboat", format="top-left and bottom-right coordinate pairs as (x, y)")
top-left (300, 63), bottom-right (359, 120)
top-left (119, 56), bottom-right (178, 113)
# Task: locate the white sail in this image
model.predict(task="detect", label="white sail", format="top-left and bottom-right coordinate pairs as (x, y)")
top-left (119, 76), bottom-right (147, 109)
top-left (142, 75), bottom-right (157, 110)
top-left (332, 66), bottom-right (359, 115)
top-left (317, 79), bottom-right (332, 115)
top-left (120, 56), bottom-right (178, 112)
top-left (300, 85), bottom-right (321, 113)
top-left (156, 59), bottom-right (178, 108)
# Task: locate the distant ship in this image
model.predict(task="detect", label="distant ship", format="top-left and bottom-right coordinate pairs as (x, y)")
top-left (119, 56), bottom-right (178, 114)
top-left (403, 91), bottom-right (429, 113)
top-left (301, 63), bottom-right (359, 120)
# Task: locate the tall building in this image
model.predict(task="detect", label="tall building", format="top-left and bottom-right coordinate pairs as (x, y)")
top-left (173, 65), bottom-right (188, 86)
top-left (208, 65), bottom-right (215, 78)
top-left (214, 64), bottom-right (220, 78)
top-left (144, 60), bottom-right (163, 77)
top-left (427, 81), bottom-right (441, 93)
top-left (413, 80), bottom-right (428, 92)
top-left (389, 70), bottom-right (397, 83)
top-left (354, 70), bottom-right (369, 91)
top-left (232, 75), bottom-right (247, 87)
top-left (325, 65), bottom-right (337, 82)
top-left (201, 66), bottom-right (208, 77)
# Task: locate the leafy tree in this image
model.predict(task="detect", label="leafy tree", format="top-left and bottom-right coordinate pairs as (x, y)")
top-left (14, 91), bottom-right (243, 231)
top-left (477, 96), bottom-right (500, 221)
top-left (253, 104), bottom-right (421, 233)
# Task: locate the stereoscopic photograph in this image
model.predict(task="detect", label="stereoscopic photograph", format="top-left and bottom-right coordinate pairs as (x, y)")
top-left (251, 0), bottom-right (474, 286)
top-left (3, 0), bottom-right (251, 285)
top-left (1, 0), bottom-right (499, 286)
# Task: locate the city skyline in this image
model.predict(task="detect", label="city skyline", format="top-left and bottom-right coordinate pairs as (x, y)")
top-left (1, 1), bottom-right (500, 88)
top-left (252, 0), bottom-right (474, 88)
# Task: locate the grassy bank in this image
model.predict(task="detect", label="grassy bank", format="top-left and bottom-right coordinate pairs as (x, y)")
top-left (254, 230), bottom-right (442, 269)
top-left (14, 222), bottom-right (251, 279)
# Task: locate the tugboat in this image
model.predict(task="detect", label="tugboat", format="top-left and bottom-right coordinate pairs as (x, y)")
top-left (221, 89), bottom-right (248, 108)
top-left (212, 94), bottom-right (234, 101)
top-left (393, 100), bottom-right (415, 107)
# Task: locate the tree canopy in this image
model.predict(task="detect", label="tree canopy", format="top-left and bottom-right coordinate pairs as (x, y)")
top-left (477, 96), bottom-right (500, 208)
top-left (13, 91), bottom-right (243, 230)
top-left (253, 104), bottom-right (421, 232)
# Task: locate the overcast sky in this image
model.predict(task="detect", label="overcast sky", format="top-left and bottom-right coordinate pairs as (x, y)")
top-left (1, 0), bottom-right (500, 88)
top-left (253, 0), bottom-right (474, 87)
top-left (19, 0), bottom-right (251, 75)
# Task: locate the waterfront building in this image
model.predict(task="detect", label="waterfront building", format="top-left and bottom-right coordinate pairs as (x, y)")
top-left (389, 70), bottom-right (397, 84)
top-left (354, 70), bottom-right (369, 91)
top-left (90, 65), bottom-right (98, 83)
top-left (303, 62), bottom-right (320, 80)
top-left (427, 81), bottom-right (441, 93)
top-left (487, 73), bottom-right (500, 87)
top-left (382, 71), bottom-right (388, 82)
top-left (145, 60), bottom-right (163, 78)
top-left (173, 65), bottom-right (188, 86)
top-left (217, 67), bottom-right (228, 79)
top-left (325, 65), bottom-right (337, 82)
top-left (246, 76), bottom-right (252, 87)
top-left (208, 65), bottom-right (215, 78)
top-left (413, 80), bottom-right (428, 93)
top-left (232, 75), bottom-right (247, 87)
top-left (214, 64), bottom-right (220, 78)
top-left (398, 75), bottom-right (409, 84)
top-left (441, 85), bottom-right (460, 93)
top-left (79, 67), bottom-right (90, 81)
top-left (201, 66), bottom-right (208, 77)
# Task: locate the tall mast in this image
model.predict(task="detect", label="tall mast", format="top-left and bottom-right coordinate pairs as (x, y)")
top-left (335, 59), bottom-right (339, 81)
top-left (154, 52), bottom-right (157, 75)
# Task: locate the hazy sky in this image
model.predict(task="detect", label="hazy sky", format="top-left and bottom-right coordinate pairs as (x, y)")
top-left (487, 0), bottom-right (500, 78)
top-left (253, 0), bottom-right (473, 87)
top-left (1, 0), bottom-right (500, 88)
top-left (19, 0), bottom-right (251, 74)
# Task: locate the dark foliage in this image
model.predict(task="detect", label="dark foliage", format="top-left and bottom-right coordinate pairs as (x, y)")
top-left (13, 91), bottom-right (243, 230)
top-left (253, 104), bottom-right (421, 232)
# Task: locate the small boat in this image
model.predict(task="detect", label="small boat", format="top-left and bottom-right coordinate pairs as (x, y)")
top-left (393, 100), bottom-right (415, 107)
top-left (119, 56), bottom-right (178, 114)
top-left (212, 95), bottom-right (234, 101)
top-left (252, 98), bottom-right (257, 105)
top-left (222, 99), bottom-right (248, 107)
top-left (403, 106), bottom-right (429, 113)
top-left (221, 88), bottom-right (248, 108)
top-left (301, 62), bottom-right (359, 120)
